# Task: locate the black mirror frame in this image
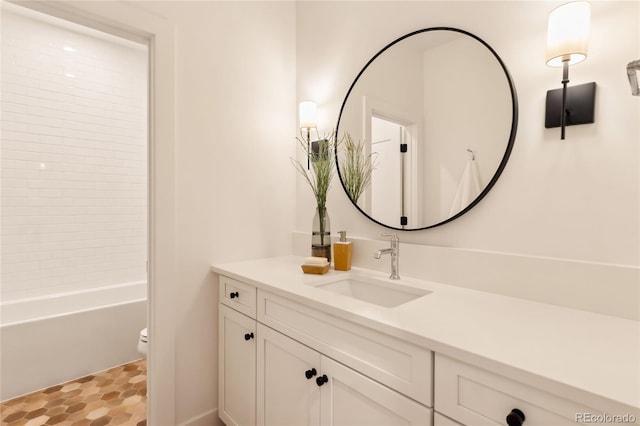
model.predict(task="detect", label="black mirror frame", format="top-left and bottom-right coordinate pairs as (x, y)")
top-left (335, 27), bottom-right (519, 231)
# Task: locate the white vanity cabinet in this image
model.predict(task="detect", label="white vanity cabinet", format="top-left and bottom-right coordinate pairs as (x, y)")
top-left (257, 323), bottom-right (432, 426)
top-left (216, 269), bottom-right (639, 426)
top-left (218, 275), bottom-right (433, 426)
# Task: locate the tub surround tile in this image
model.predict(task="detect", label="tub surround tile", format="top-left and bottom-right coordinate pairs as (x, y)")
top-left (0, 360), bottom-right (146, 426)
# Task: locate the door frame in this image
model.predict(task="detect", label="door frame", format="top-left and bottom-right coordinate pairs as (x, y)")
top-left (4, 1), bottom-right (178, 423)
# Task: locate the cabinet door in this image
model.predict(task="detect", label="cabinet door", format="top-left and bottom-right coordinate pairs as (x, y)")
top-left (320, 357), bottom-right (433, 426)
top-left (219, 305), bottom-right (256, 426)
top-left (257, 324), bottom-right (321, 426)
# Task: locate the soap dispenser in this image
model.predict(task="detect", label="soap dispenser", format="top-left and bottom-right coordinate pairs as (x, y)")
top-left (333, 231), bottom-right (353, 271)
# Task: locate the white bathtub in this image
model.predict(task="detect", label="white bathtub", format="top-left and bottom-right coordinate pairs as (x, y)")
top-left (0, 281), bottom-right (147, 401)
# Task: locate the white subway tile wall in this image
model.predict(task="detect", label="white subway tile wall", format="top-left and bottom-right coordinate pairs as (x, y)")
top-left (1, 6), bottom-right (148, 301)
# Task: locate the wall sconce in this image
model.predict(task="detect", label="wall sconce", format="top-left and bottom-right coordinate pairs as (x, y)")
top-left (299, 101), bottom-right (317, 169)
top-left (545, 1), bottom-right (596, 140)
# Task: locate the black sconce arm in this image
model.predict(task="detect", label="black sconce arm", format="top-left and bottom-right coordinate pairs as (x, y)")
top-left (628, 60), bottom-right (640, 96)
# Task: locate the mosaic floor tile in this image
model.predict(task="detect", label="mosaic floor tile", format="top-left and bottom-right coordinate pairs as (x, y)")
top-left (1, 360), bottom-right (146, 426)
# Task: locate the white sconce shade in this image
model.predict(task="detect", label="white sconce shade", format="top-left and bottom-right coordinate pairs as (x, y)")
top-left (299, 101), bottom-right (317, 129)
top-left (546, 1), bottom-right (590, 67)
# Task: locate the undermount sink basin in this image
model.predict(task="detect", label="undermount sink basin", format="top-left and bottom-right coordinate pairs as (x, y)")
top-left (314, 276), bottom-right (431, 308)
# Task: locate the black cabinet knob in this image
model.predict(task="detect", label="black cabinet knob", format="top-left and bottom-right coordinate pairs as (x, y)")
top-left (230, 291), bottom-right (239, 299)
top-left (316, 375), bottom-right (328, 387)
top-left (506, 408), bottom-right (526, 426)
top-left (244, 332), bottom-right (254, 341)
top-left (305, 368), bottom-right (317, 379)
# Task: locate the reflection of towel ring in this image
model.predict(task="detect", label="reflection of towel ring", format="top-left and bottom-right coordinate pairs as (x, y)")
top-left (628, 60), bottom-right (640, 96)
top-left (467, 149), bottom-right (475, 161)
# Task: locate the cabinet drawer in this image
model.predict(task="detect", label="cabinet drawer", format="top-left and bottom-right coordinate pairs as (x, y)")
top-left (258, 290), bottom-right (432, 406)
top-left (435, 354), bottom-right (605, 426)
top-left (220, 275), bottom-right (256, 318)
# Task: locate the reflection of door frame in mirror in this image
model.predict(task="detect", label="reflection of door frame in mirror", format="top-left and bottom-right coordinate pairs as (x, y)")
top-left (364, 96), bottom-right (420, 228)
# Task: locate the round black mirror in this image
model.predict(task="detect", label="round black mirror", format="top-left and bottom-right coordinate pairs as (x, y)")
top-left (336, 27), bottom-right (518, 230)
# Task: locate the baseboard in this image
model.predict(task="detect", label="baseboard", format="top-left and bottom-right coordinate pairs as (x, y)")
top-left (179, 408), bottom-right (222, 426)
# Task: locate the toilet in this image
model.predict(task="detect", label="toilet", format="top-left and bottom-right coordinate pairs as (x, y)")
top-left (137, 328), bottom-right (148, 358)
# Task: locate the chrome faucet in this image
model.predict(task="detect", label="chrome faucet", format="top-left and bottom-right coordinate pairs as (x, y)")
top-left (374, 233), bottom-right (400, 280)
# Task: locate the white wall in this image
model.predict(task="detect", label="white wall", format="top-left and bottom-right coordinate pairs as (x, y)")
top-left (1, 5), bottom-right (148, 301)
top-left (296, 1), bottom-right (639, 267)
top-left (137, 2), bottom-right (296, 424)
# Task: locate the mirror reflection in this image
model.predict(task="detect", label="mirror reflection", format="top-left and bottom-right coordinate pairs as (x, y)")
top-left (336, 28), bottom-right (517, 230)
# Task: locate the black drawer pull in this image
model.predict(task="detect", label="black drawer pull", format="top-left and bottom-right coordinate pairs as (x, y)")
top-left (229, 291), bottom-right (239, 299)
top-left (244, 332), bottom-right (254, 341)
top-left (305, 368), bottom-right (317, 379)
top-left (506, 408), bottom-right (525, 426)
top-left (316, 375), bottom-right (328, 386)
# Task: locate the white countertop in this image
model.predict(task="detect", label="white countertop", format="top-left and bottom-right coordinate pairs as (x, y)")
top-left (211, 255), bottom-right (640, 413)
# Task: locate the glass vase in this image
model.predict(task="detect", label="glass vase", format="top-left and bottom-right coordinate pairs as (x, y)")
top-left (311, 206), bottom-right (331, 262)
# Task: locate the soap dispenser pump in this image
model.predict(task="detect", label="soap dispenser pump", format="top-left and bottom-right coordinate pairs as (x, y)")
top-left (333, 231), bottom-right (353, 271)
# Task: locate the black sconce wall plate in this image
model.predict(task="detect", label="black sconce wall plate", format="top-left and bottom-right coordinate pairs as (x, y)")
top-left (545, 82), bottom-right (596, 128)
top-left (310, 139), bottom-right (330, 161)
